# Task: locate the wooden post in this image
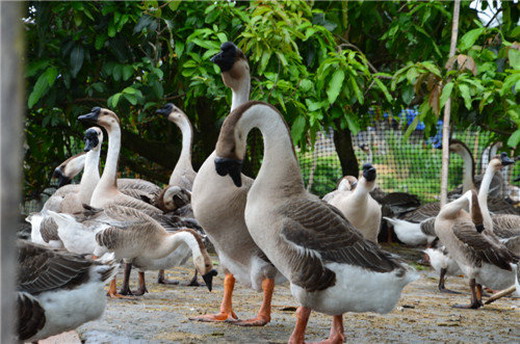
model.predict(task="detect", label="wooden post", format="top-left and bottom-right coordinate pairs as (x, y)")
top-left (440, 0), bottom-right (461, 207)
top-left (1, 2), bottom-right (25, 342)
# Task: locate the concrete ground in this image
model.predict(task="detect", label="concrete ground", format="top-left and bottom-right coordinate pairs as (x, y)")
top-left (76, 244), bottom-right (520, 344)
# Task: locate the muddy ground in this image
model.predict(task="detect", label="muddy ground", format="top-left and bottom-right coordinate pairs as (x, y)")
top-left (77, 244), bottom-right (519, 344)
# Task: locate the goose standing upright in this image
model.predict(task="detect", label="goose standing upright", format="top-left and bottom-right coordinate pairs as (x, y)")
top-left (190, 42), bottom-right (284, 327)
top-left (434, 189), bottom-right (518, 309)
top-left (214, 101), bottom-right (418, 343)
top-left (325, 164), bottom-right (382, 243)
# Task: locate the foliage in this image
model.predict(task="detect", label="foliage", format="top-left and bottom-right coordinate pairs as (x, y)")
top-left (23, 0), bottom-right (519, 201)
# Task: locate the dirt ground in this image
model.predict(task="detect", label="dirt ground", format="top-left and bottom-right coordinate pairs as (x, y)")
top-left (77, 244), bottom-right (519, 344)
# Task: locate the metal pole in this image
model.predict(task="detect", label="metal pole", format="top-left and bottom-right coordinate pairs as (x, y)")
top-left (1, 1), bottom-right (25, 342)
top-left (440, 0), bottom-right (461, 207)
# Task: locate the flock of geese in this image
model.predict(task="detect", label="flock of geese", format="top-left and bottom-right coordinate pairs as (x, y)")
top-left (18, 41), bottom-right (519, 343)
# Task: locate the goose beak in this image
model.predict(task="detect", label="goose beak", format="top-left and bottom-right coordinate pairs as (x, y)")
top-left (202, 269), bottom-right (218, 292)
top-left (156, 103), bottom-right (174, 117)
top-left (214, 156), bottom-right (243, 187)
top-left (362, 163), bottom-right (377, 182)
top-left (53, 168), bottom-right (71, 187)
top-left (500, 153), bottom-right (515, 166)
top-left (210, 42), bottom-right (237, 72)
top-left (78, 107), bottom-right (101, 122)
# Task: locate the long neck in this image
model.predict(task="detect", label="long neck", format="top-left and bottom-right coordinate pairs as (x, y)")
top-left (159, 230), bottom-right (202, 259)
top-left (455, 146), bottom-right (475, 192)
top-left (439, 195), bottom-right (469, 220)
top-left (351, 178), bottom-right (373, 202)
top-left (169, 116), bottom-right (195, 185)
top-left (78, 148), bottom-right (101, 204)
top-left (477, 164), bottom-right (496, 229)
top-left (230, 75), bottom-right (251, 111)
top-left (244, 107), bottom-right (305, 198)
top-left (97, 125), bottom-right (121, 192)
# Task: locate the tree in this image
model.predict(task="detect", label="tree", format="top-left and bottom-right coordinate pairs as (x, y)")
top-left (23, 1), bottom-right (519, 201)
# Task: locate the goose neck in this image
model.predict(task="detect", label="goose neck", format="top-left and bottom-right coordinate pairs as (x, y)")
top-left (97, 124), bottom-right (121, 191)
top-left (454, 146), bottom-right (475, 192)
top-left (439, 194), bottom-right (469, 220)
top-left (169, 116), bottom-right (195, 184)
top-left (477, 164), bottom-right (496, 229)
top-left (160, 230), bottom-right (202, 259)
top-left (242, 105), bottom-right (305, 198)
top-left (351, 178), bottom-right (373, 201)
top-left (78, 148), bottom-right (101, 204)
top-left (230, 76), bottom-right (251, 111)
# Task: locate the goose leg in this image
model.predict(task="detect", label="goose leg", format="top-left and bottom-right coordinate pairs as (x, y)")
top-left (288, 306), bottom-right (311, 344)
top-left (189, 273), bottom-right (238, 322)
top-left (132, 272), bottom-right (149, 296)
top-left (186, 269), bottom-right (203, 287)
top-left (233, 278), bottom-right (274, 326)
top-left (313, 314), bottom-right (345, 344)
top-left (453, 278), bottom-right (483, 309)
top-left (107, 278), bottom-right (135, 299)
top-left (157, 269), bottom-right (180, 285)
top-left (438, 268), bottom-right (460, 294)
top-left (119, 263), bottom-right (133, 296)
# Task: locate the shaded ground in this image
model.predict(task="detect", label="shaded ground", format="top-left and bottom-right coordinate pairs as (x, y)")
top-left (78, 244), bottom-right (519, 343)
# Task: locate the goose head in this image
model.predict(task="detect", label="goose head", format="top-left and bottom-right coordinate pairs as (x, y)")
top-left (211, 41), bottom-right (250, 90)
top-left (83, 127), bottom-right (103, 152)
top-left (156, 103), bottom-right (188, 125)
top-left (337, 176), bottom-right (358, 191)
top-left (78, 107), bottom-right (120, 130)
top-left (53, 152), bottom-right (87, 187)
top-left (447, 139), bottom-right (471, 154)
top-left (157, 186), bottom-right (191, 212)
top-left (489, 153), bottom-right (515, 171)
top-left (187, 230), bottom-right (217, 291)
top-left (362, 163), bottom-right (377, 182)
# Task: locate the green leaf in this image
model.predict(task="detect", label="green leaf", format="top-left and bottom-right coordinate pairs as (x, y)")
top-left (326, 70), bottom-right (345, 104)
top-left (168, 0), bottom-right (182, 11)
top-left (95, 35), bottom-right (106, 50)
top-left (507, 129), bottom-right (520, 147)
top-left (124, 93), bottom-right (138, 105)
top-left (440, 82), bottom-right (454, 109)
top-left (113, 64), bottom-right (122, 81)
top-left (508, 49), bottom-right (520, 70)
top-left (27, 60), bottom-right (49, 77)
top-left (373, 78), bottom-right (392, 103)
top-left (290, 115), bottom-right (306, 144)
top-left (459, 28), bottom-right (485, 51)
top-left (300, 79), bottom-right (312, 93)
top-left (107, 93), bottom-right (122, 108)
top-left (458, 83), bottom-right (472, 109)
top-left (175, 40), bottom-right (185, 58)
top-left (122, 65), bottom-right (133, 81)
top-left (123, 87), bottom-right (138, 95)
top-left (28, 68), bottom-right (58, 108)
top-left (70, 45), bottom-right (84, 78)
top-left (344, 113), bottom-right (360, 135)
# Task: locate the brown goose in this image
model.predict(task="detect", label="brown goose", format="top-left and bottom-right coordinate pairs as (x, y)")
top-left (214, 101), bottom-right (418, 342)
top-left (324, 164), bottom-right (382, 243)
top-left (434, 190), bottom-right (519, 309)
top-left (17, 240), bottom-right (117, 342)
top-left (190, 42), bottom-right (284, 327)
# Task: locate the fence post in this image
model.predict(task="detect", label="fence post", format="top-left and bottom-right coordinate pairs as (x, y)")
top-left (440, 0), bottom-right (461, 207)
top-left (1, 2), bottom-right (25, 342)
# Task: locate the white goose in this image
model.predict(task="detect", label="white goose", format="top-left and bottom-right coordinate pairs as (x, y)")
top-left (214, 101), bottom-right (418, 342)
top-left (17, 240), bottom-right (117, 342)
top-left (324, 164), bottom-right (381, 243)
top-left (190, 42), bottom-right (284, 326)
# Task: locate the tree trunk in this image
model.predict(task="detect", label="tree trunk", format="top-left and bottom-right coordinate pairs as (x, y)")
top-left (193, 97), bottom-right (219, 169)
top-left (1, 2), bottom-right (24, 340)
top-left (333, 121), bottom-right (359, 177)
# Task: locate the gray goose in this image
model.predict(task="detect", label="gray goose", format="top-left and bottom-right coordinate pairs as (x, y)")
top-left (434, 190), bottom-right (519, 309)
top-left (17, 240), bottom-right (117, 342)
top-left (214, 101), bottom-right (418, 343)
top-left (190, 42), bottom-right (284, 327)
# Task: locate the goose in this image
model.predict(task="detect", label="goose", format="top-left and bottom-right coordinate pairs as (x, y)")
top-left (16, 240), bottom-right (117, 342)
top-left (153, 103), bottom-right (204, 287)
top-left (190, 41), bottom-right (284, 327)
top-left (156, 103), bottom-right (197, 189)
top-left (324, 164), bottom-right (382, 243)
top-left (214, 101), bottom-right (418, 342)
top-left (434, 190), bottom-right (518, 309)
top-left (322, 175), bottom-right (357, 203)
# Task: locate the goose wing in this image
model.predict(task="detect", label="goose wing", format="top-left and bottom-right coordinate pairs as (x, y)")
top-left (452, 222), bottom-right (518, 270)
top-left (419, 217), bottom-right (437, 237)
top-left (17, 241), bottom-right (93, 294)
top-left (17, 291), bottom-right (45, 341)
top-left (400, 202), bottom-right (440, 223)
top-left (491, 214), bottom-right (520, 239)
top-left (279, 199), bottom-right (403, 292)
